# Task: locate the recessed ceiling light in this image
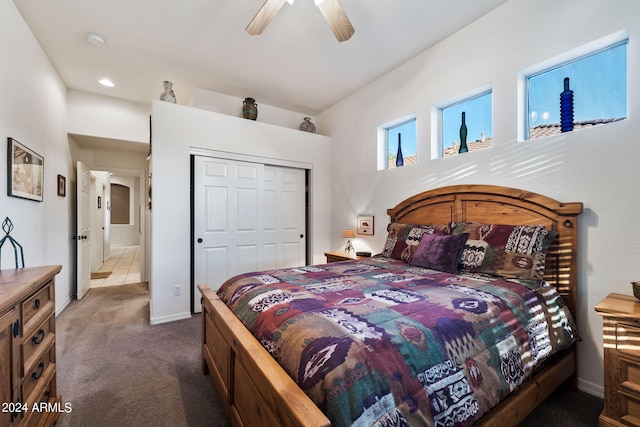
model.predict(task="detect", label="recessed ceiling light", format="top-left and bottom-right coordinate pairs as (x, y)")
top-left (87, 33), bottom-right (105, 46)
top-left (99, 78), bottom-right (115, 87)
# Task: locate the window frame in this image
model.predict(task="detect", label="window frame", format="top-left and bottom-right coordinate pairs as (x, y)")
top-left (377, 114), bottom-right (417, 170)
top-left (519, 29), bottom-right (628, 141)
top-left (433, 84), bottom-right (492, 159)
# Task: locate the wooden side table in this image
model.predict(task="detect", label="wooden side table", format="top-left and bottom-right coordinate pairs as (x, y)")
top-left (324, 251), bottom-right (367, 263)
top-left (595, 293), bottom-right (640, 427)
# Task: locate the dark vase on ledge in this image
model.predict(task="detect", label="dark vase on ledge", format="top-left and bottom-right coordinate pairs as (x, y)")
top-left (242, 97), bottom-right (258, 120)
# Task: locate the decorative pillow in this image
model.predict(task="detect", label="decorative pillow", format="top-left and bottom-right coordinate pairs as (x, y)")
top-left (409, 233), bottom-right (469, 274)
top-left (380, 223), bottom-right (450, 262)
top-left (451, 222), bottom-right (558, 280)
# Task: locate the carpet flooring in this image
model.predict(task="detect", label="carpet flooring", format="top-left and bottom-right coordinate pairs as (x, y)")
top-left (54, 283), bottom-right (602, 426)
top-left (55, 283), bottom-right (228, 427)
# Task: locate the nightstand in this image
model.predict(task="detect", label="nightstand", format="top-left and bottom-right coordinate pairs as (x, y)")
top-left (595, 293), bottom-right (640, 427)
top-left (324, 251), bottom-right (366, 263)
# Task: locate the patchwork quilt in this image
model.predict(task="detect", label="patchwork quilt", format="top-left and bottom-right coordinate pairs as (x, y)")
top-left (217, 257), bottom-right (577, 427)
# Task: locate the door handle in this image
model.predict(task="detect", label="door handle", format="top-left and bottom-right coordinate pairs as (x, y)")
top-left (300, 234), bottom-right (304, 238)
top-left (197, 238), bottom-right (203, 243)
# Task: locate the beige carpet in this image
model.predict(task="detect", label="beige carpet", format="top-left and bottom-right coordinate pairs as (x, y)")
top-left (55, 283), bottom-right (229, 427)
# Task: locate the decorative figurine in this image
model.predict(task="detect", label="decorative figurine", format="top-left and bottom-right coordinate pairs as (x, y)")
top-left (0, 217), bottom-right (24, 268)
top-left (299, 117), bottom-right (316, 133)
top-left (160, 81), bottom-right (176, 103)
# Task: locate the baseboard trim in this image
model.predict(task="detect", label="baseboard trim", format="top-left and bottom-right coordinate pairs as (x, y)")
top-left (55, 295), bottom-right (73, 317)
top-left (578, 378), bottom-right (604, 399)
top-left (150, 311), bottom-right (191, 325)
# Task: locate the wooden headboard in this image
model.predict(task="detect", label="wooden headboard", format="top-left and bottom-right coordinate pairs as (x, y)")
top-left (386, 184), bottom-right (584, 317)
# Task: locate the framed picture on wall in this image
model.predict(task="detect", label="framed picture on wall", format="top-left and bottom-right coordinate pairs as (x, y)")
top-left (7, 137), bottom-right (44, 202)
top-left (357, 215), bottom-right (374, 235)
top-left (57, 174), bottom-right (66, 197)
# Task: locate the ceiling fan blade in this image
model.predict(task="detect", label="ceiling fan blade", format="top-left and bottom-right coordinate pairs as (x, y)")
top-left (246, 0), bottom-right (288, 36)
top-left (317, 0), bottom-right (355, 42)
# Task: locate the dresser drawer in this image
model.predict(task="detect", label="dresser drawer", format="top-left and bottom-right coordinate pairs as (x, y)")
top-left (22, 281), bottom-right (54, 333)
top-left (22, 314), bottom-right (55, 375)
top-left (620, 395), bottom-right (640, 426)
top-left (21, 375), bottom-right (59, 427)
top-left (617, 323), bottom-right (640, 358)
top-left (22, 344), bottom-right (55, 403)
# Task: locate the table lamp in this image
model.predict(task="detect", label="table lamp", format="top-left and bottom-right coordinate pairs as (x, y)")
top-left (343, 229), bottom-right (355, 252)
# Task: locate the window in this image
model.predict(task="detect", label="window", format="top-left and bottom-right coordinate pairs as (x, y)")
top-left (380, 117), bottom-right (416, 169)
top-left (526, 39), bottom-right (627, 140)
top-left (440, 91), bottom-right (492, 157)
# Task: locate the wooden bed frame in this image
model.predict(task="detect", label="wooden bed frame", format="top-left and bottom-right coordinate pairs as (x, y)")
top-left (198, 184), bottom-right (583, 427)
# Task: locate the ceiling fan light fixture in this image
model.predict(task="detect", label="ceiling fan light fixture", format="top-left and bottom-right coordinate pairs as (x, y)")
top-left (246, 0), bottom-right (353, 42)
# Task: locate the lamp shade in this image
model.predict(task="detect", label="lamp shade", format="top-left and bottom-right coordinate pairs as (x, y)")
top-left (343, 229), bottom-right (356, 238)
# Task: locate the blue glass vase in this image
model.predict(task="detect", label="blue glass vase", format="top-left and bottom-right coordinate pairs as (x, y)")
top-left (396, 133), bottom-right (404, 167)
top-left (560, 77), bottom-right (574, 132)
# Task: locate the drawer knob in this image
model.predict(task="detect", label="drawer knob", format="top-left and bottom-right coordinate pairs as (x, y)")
top-left (32, 329), bottom-right (45, 345)
top-left (32, 362), bottom-right (45, 380)
top-left (34, 298), bottom-right (40, 309)
top-left (13, 320), bottom-right (19, 338)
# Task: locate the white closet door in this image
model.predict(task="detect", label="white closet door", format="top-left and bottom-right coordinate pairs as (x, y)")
top-left (193, 156), bottom-right (306, 313)
top-left (263, 166), bottom-right (306, 269)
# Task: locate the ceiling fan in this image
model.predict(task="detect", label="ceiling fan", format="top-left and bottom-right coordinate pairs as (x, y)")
top-left (246, 0), bottom-right (355, 42)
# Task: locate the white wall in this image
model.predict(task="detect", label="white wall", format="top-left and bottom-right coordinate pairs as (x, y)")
top-left (150, 100), bottom-right (332, 324)
top-left (67, 90), bottom-right (150, 143)
top-left (318, 0), bottom-right (640, 396)
top-left (0, 1), bottom-right (74, 314)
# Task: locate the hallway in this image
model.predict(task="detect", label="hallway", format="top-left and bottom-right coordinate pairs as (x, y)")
top-left (90, 245), bottom-right (141, 287)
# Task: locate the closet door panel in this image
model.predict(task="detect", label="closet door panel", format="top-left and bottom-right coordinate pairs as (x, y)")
top-left (194, 157), bottom-right (306, 313)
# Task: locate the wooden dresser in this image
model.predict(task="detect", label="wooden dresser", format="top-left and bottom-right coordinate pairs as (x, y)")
top-left (0, 266), bottom-right (62, 427)
top-left (595, 293), bottom-right (640, 427)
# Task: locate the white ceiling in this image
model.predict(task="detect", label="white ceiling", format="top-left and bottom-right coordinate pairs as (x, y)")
top-left (13, 0), bottom-right (508, 116)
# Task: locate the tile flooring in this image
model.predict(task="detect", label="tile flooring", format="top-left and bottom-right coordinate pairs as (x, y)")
top-left (90, 245), bottom-right (141, 288)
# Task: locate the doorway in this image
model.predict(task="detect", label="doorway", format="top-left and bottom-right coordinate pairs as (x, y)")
top-left (71, 134), bottom-right (149, 298)
top-left (82, 167), bottom-right (147, 292)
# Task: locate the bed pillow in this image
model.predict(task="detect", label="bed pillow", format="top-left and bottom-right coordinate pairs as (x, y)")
top-left (380, 223), bottom-right (450, 262)
top-left (451, 222), bottom-right (558, 280)
top-left (409, 232), bottom-right (469, 274)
